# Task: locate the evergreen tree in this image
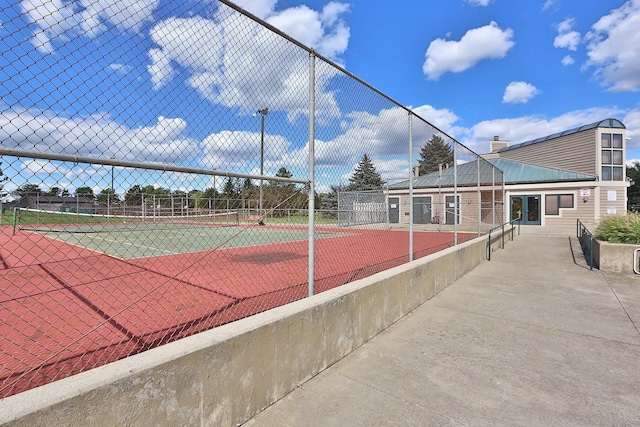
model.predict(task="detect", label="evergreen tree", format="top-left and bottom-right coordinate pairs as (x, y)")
top-left (346, 154), bottom-right (384, 191)
top-left (222, 177), bottom-right (241, 199)
top-left (264, 167), bottom-right (307, 215)
top-left (321, 184), bottom-right (346, 218)
top-left (242, 178), bottom-right (254, 191)
top-left (418, 135), bottom-right (454, 175)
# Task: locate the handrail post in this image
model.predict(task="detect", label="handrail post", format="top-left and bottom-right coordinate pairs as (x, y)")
top-left (589, 233), bottom-right (593, 271)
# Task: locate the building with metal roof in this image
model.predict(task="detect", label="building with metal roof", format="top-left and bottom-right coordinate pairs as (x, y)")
top-left (387, 118), bottom-right (629, 230)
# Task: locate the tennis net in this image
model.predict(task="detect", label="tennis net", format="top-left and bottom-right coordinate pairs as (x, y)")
top-left (14, 208), bottom-right (240, 234)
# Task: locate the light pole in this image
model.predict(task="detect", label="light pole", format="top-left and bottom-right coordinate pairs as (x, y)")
top-left (255, 108), bottom-right (268, 224)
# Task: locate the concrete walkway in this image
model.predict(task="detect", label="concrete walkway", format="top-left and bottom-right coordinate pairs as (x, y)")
top-left (246, 234), bottom-right (640, 426)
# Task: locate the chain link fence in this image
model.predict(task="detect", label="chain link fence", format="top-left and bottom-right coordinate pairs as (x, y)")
top-left (0, 0), bottom-right (504, 397)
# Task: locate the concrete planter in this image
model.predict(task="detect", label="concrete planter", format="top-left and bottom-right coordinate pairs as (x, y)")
top-left (592, 239), bottom-right (640, 274)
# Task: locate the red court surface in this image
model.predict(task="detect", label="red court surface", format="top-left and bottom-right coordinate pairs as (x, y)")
top-left (0, 224), bottom-right (475, 398)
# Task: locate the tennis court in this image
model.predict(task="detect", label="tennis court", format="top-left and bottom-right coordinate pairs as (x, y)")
top-left (0, 216), bottom-right (475, 398)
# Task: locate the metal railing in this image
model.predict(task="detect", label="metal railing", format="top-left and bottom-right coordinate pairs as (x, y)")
top-left (576, 219), bottom-right (595, 270)
top-left (486, 217), bottom-right (520, 261)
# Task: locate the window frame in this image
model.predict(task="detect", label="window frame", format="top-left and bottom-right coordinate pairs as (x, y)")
top-left (545, 193), bottom-right (574, 216)
top-left (601, 132), bottom-right (624, 181)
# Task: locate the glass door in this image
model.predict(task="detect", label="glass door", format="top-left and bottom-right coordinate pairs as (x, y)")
top-left (413, 197), bottom-right (431, 224)
top-left (510, 195), bottom-right (541, 225)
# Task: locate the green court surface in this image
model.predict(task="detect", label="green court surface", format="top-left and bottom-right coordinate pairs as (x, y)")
top-left (37, 226), bottom-right (346, 259)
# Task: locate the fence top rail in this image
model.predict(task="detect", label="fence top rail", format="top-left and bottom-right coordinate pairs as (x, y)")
top-left (0, 147), bottom-right (309, 185)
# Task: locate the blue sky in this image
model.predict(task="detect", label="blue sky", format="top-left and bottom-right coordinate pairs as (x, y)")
top-left (1, 0), bottom-right (639, 195)
top-left (302, 0), bottom-right (639, 157)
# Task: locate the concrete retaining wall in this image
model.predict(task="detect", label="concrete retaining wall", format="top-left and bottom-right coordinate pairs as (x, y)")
top-left (0, 234), bottom-right (498, 426)
top-left (593, 240), bottom-right (640, 274)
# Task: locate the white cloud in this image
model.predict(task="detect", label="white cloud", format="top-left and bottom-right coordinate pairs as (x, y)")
top-left (232, 0), bottom-right (278, 20)
top-left (20, 0), bottom-right (159, 53)
top-left (422, 21), bottom-right (515, 80)
top-left (148, 9), bottom-right (346, 123)
top-left (554, 30), bottom-right (581, 51)
top-left (586, 0), bottom-right (640, 92)
top-left (278, 104), bottom-right (460, 186)
top-left (412, 105), bottom-right (460, 132)
top-left (553, 18), bottom-right (581, 51)
top-left (200, 130), bottom-right (293, 170)
top-left (502, 81), bottom-right (540, 104)
top-left (623, 108), bottom-right (640, 149)
top-left (467, 0), bottom-right (492, 6)
top-left (557, 18), bottom-right (574, 34)
top-left (22, 159), bottom-right (65, 175)
top-left (108, 63), bottom-right (133, 75)
top-left (222, 1), bottom-right (350, 62)
top-left (0, 108), bottom-right (198, 163)
top-left (458, 107), bottom-right (628, 154)
top-left (542, 0), bottom-right (555, 12)
top-left (561, 55), bottom-right (575, 66)
top-left (266, 3), bottom-right (351, 61)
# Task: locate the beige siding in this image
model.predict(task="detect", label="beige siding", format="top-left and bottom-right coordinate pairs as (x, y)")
top-left (500, 129), bottom-right (597, 175)
top-left (543, 189), bottom-right (595, 229)
top-left (395, 190), bottom-right (505, 229)
top-left (599, 187), bottom-right (627, 219)
top-left (399, 195), bottom-right (410, 224)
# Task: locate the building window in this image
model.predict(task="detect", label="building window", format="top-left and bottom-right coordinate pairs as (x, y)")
top-left (601, 133), bottom-right (624, 181)
top-left (545, 194), bottom-right (574, 215)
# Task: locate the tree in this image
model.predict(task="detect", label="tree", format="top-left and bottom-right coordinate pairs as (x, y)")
top-left (346, 154), bottom-right (384, 191)
top-left (96, 188), bottom-right (118, 204)
top-left (76, 186), bottom-right (95, 200)
top-left (44, 187), bottom-right (62, 197)
top-left (242, 178), bottom-right (254, 191)
top-left (222, 177), bottom-right (241, 199)
top-left (264, 167), bottom-right (305, 215)
top-left (627, 160), bottom-right (640, 211)
top-left (321, 184), bottom-right (346, 218)
top-left (16, 183), bottom-right (43, 197)
top-left (124, 184), bottom-right (144, 206)
top-left (418, 135), bottom-right (453, 175)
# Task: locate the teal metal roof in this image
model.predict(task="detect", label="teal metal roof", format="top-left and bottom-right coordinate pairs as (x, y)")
top-left (388, 158), bottom-right (596, 190)
top-left (486, 158), bottom-right (597, 184)
top-left (500, 118), bottom-right (625, 153)
top-left (389, 160), bottom-right (499, 189)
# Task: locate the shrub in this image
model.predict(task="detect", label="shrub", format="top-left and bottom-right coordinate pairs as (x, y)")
top-left (594, 212), bottom-right (640, 244)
